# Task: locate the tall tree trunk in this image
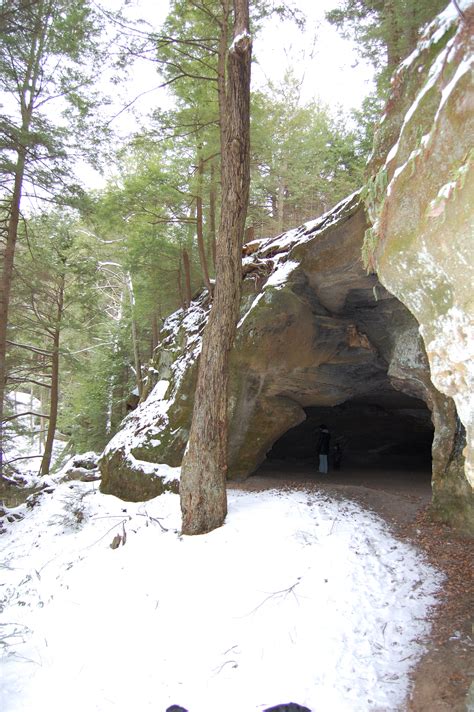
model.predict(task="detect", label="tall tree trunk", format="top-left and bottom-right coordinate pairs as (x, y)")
top-left (182, 248), bottom-right (192, 308)
top-left (277, 160), bottom-right (288, 233)
top-left (384, 0), bottom-right (402, 70)
top-left (177, 264), bottom-right (186, 310)
top-left (0, 7), bottom-right (49, 476)
top-left (151, 310), bottom-right (160, 354)
top-left (126, 272), bottom-right (143, 400)
top-left (37, 354), bottom-right (48, 452)
top-left (29, 385), bottom-right (35, 444)
top-left (40, 274), bottom-right (64, 475)
top-left (209, 161), bottom-right (217, 270)
top-left (180, 0), bottom-right (251, 535)
top-left (0, 149), bottom-right (27, 475)
top-left (196, 155), bottom-right (213, 296)
top-left (271, 192), bottom-right (277, 220)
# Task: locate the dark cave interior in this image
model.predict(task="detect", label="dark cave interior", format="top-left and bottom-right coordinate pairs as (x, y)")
top-left (266, 389), bottom-right (434, 477)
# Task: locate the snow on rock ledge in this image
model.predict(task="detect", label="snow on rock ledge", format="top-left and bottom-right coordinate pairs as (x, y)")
top-left (100, 379), bottom-right (181, 500)
top-left (369, 1), bottom-right (474, 527)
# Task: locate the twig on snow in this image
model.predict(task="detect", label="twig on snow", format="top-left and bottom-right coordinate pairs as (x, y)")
top-left (243, 578), bottom-right (302, 617)
top-left (452, 0), bottom-right (466, 21)
top-left (136, 510), bottom-right (172, 532)
top-left (213, 659), bottom-right (238, 675)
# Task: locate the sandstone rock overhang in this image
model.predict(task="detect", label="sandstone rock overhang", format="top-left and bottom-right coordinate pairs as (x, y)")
top-left (99, 189), bottom-right (469, 528)
top-left (228, 192), bottom-right (425, 473)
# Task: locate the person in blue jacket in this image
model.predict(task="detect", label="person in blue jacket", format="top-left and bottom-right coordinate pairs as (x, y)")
top-left (316, 424), bottom-right (331, 474)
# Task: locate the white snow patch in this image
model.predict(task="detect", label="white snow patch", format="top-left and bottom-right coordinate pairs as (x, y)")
top-left (436, 54), bottom-right (474, 118)
top-left (238, 292), bottom-right (265, 328)
top-left (398, 0), bottom-right (470, 73)
top-left (124, 452), bottom-right (179, 482)
top-left (182, 307), bottom-right (206, 333)
top-left (0, 484), bottom-right (442, 712)
top-left (385, 35), bottom-right (456, 173)
top-left (237, 259), bottom-right (299, 328)
top-left (265, 259), bottom-right (299, 289)
top-left (265, 226), bottom-right (303, 252)
top-left (103, 379), bottom-right (172, 458)
top-left (230, 29), bottom-right (251, 51)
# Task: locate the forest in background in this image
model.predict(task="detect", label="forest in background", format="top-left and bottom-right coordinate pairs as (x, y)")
top-left (0, 0), bottom-right (447, 475)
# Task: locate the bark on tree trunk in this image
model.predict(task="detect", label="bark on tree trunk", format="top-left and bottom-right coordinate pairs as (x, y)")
top-left (384, 0), bottom-right (402, 70)
top-left (271, 192), bottom-right (277, 220)
top-left (0, 9), bottom-right (48, 476)
top-left (40, 274), bottom-right (64, 475)
top-left (177, 264), bottom-right (185, 310)
top-left (0, 149), bottom-right (27, 476)
top-left (277, 160), bottom-right (288, 233)
top-left (179, 0), bottom-right (251, 535)
top-left (196, 156), bottom-right (213, 297)
top-left (182, 248), bottom-right (192, 308)
top-left (151, 311), bottom-right (160, 354)
top-left (126, 272), bottom-right (143, 400)
top-left (39, 357), bottom-right (48, 452)
top-left (209, 161), bottom-right (217, 270)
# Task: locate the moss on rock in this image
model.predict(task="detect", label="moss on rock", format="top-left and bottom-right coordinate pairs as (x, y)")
top-left (100, 448), bottom-right (179, 502)
top-left (370, 5), bottom-right (474, 531)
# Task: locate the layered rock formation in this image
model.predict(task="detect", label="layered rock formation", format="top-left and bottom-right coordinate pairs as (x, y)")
top-left (368, 2), bottom-right (474, 528)
top-left (100, 2), bottom-right (473, 532)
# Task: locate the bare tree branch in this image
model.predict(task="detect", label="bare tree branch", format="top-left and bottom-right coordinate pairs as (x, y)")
top-left (6, 340), bottom-right (52, 356)
top-left (3, 411), bottom-right (50, 423)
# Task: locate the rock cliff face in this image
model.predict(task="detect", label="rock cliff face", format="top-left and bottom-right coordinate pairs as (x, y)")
top-left (367, 2), bottom-right (473, 529)
top-left (100, 2), bottom-right (473, 533)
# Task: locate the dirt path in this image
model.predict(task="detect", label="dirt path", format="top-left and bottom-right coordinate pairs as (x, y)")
top-left (229, 461), bottom-right (474, 711)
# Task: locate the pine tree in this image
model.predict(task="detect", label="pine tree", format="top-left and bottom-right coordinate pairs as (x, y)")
top-left (7, 211), bottom-right (103, 473)
top-left (250, 75), bottom-right (364, 235)
top-left (0, 0), bottom-right (109, 475)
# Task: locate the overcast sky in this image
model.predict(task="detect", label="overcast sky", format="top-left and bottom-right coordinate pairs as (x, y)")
top-left (253, 0), bottom-right (374, 108)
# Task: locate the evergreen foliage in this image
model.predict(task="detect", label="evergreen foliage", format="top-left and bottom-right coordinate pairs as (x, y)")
top-left (326, 0), bottom-right (448, 93)
top-left (0, 0), bottom-right (120, 472)
top-left (250, 73), bottom-right (364, 235)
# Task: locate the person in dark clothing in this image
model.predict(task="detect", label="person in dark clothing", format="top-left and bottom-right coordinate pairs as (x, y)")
top-left (332, 441), bottom-right (342, 470)
top-left (316, 424), bottom-right (330, 474)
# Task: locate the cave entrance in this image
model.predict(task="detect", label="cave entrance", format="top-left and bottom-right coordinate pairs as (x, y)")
top-left (262, 390), bottom-right (433, 489)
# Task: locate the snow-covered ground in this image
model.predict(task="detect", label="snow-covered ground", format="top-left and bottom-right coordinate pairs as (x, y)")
top-left (0, 477), bottom-right (442, 712)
